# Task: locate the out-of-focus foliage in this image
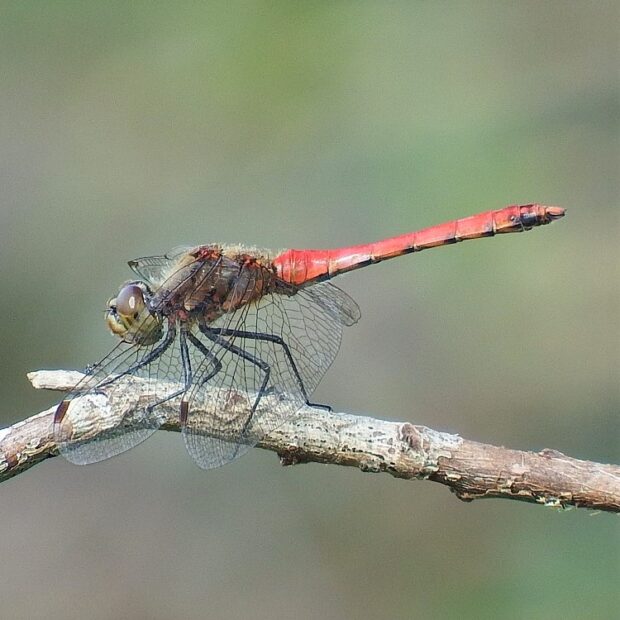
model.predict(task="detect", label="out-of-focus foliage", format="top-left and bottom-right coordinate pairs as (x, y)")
top-left (0, 3), bottom-right (617, 619)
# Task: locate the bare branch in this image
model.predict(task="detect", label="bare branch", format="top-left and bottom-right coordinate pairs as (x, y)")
top-left (1, 370), bottom-right (618, 513)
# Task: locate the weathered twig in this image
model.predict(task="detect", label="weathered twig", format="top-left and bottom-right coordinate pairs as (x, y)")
top-left (1, 370), bottom-right (618, 513)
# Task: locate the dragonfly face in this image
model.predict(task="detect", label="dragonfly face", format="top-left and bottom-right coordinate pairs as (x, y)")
top-left (105, 281), bottom-right (163, 346)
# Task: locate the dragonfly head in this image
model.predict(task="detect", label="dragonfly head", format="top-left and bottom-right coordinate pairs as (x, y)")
top-left (106, 281), bottom-right (163, 345)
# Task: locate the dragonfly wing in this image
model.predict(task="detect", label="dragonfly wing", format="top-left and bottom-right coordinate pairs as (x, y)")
top-left (300, 281), bottom-right (361, 326)
top-left (54, 321), bottom-right (184, 464)
top-left (128, 246), bottom-right (193, 286)
top-left (182, 278), bottom-right (358, 469)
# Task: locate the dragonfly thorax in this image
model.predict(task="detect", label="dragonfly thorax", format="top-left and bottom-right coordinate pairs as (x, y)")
top-left (148, 249), bottom-right (280, 323)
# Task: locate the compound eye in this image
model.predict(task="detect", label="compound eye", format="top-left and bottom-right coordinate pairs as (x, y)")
top-left (115, 285), bottom-right (145, 318)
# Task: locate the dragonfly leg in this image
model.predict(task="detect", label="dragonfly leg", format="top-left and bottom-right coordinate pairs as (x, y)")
top-left (199, 325), bottom-right (272, 447)
top-left (144, 327), bottom-right (193, 417)
top-left (97, 320), bottom-right (178, 389)
top-left (204, 327), bottom-right (327, 410)
top-left (199, 325), bottom-right (271, 414)
top-left (180, 331), bottom-right (223, 426)
top-left (186, 331), bottom-right (223, 386)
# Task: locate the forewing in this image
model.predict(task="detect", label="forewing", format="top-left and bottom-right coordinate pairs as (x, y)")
top-left (182, 279), bottom-right (359, 469)
top-left (54, 321), bottom-right (186, 464)
top-left (55, 247), bottom-right (222, 465)
top-left (128, 246), bottom-right (193, 286)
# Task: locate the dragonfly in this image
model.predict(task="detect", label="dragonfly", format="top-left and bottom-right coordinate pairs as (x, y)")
top-left (54, 203), bottom-right (565, 469)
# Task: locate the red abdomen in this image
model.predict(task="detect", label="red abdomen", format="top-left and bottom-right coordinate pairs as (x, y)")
top-left (273, 204), bottom-right (565, 286)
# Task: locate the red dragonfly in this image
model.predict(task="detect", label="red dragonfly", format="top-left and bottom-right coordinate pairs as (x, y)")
top-left (55, 204), bottom-right (564, 468)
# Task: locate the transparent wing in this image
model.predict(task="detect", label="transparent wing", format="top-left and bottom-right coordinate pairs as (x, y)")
top-left (128, 246), bottom-right (194, 285)
top-left (54, 247), bottom-right (226, 465)
top-left (53, 320), bottom-right (188, 464)
top-left (300, 281), bottom-right (361, 327)
top-left (55, 248), bottom-right (360, 468)
top-left (182, 279), bottom-right (360, 469)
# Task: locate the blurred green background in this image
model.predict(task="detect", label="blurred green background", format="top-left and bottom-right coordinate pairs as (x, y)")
top-left (0, 2), bottom-right (618, 619)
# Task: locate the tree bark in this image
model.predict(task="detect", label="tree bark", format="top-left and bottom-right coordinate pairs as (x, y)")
top-left (1, 370), bottom-right (617, 513)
